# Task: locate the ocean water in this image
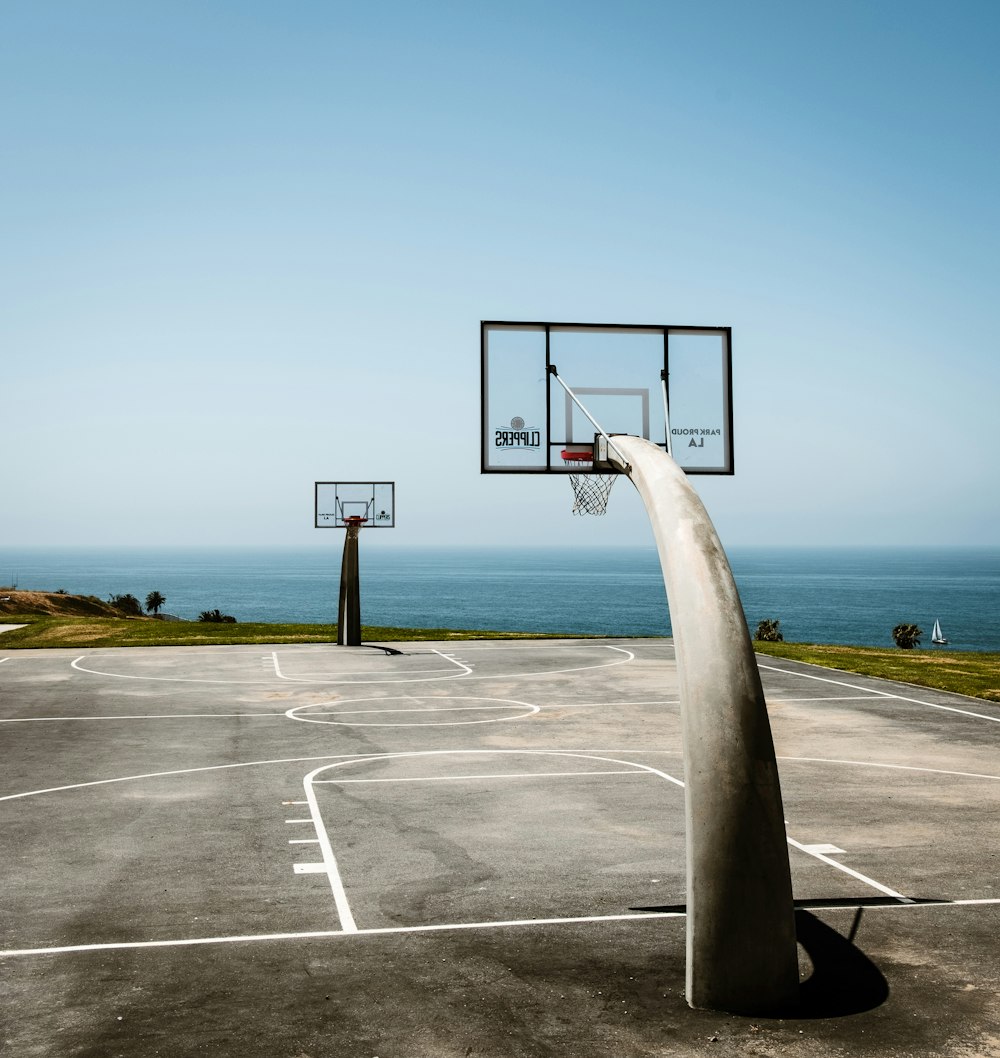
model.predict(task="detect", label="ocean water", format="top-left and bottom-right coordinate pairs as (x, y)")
top-left (2, 546), bottom-right (999, 653)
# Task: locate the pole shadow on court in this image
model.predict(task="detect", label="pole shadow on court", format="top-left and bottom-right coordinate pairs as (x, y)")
top-left (630, 901), bottom-right (893, 1017)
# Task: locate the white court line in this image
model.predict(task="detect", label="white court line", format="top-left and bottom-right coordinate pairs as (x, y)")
top-left (779, 756), bottom-right (1000, 783)
top-left (431, 649), bottom-right (472, 674)
top-left (70, 657), bottom-right (283, 686)
top-left (0, 712), bottom-right (286, 723)
top-left (5, 899), bottom-right (1000, 960)
top-left (0, 752), bottom-right (373, 803)
top-left (770, 696), bottom-right (891, 703)
top-left (758, 661), bottom-right (1000, 724)
top-left (304, 750), bottom-right (687, 789)
top-left (286, 696), bottom-right (539, 728)
top-left (302, 765), bottom-right (358, 933)
top-left (313, 769), bottom-right (645, 784)
top-left (757, 662), bottom-right (894, 697)
top-left (67, 645), bottom-right (634, 688)
top-left (0, 911), bottom-right (684, 959)
top-left (785, 835), bottom-right (912, 902)
top-left (306, 704), bottom-right (529, 716)
top-left (71, 654), bottom-right (462, 687)
top-left (270, 649), bottom-right (469, 681)
top-left (538, 699), bottom-right (678, 709)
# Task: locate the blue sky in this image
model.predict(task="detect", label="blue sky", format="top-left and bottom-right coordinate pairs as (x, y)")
top-left (3, 1), bottom-right (998, 549)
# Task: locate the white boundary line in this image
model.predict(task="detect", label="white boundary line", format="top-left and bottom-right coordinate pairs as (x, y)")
top-left (779, 756), bottom-right (1000, 782)
top-left (771, 695), bottom-right (891, 703)
top-left (0, 712), bottom-right (287, 724)
top-left (6, 898), bottom-right (1000, 961)
top-left (302, 765), bottom-right (358, 932)
top-left (313, 769), bottom-right (645, 785)
top-left (0, 911), bottom-right (684, 959)
top-left (758, 661), bottom-right (1000, 725)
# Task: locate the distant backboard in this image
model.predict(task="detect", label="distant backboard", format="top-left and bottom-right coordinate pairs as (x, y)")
top-left (481, 321), bottom-right (733, 474)
top-left (315, 482), bottom-right (395, 528)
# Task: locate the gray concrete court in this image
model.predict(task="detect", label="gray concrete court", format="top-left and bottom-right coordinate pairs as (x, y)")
top-left (2, 638), bottom-right (1000, 1056)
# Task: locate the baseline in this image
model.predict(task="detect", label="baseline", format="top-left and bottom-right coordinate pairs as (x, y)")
top-left (6, 899), bottom-right (1000, 960)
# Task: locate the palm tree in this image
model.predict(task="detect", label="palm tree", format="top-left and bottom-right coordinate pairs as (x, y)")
top-left (145, 591), bottom-right (166, 615)
top-left (892, 623), bottom-right (922, 649)
top-left (754, 618), bottom-right (784, 642)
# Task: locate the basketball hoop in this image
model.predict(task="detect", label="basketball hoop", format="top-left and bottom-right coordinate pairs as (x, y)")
top-left (561, 447), bottom-right (618, 516)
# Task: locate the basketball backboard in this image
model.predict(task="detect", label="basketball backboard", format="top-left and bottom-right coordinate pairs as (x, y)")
top-left (481, 321), bottom-right (733, 474)
top-left (315, 482), bottom-right (395, 528)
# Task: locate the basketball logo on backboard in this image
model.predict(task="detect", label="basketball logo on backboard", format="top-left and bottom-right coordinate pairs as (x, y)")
top-left (494, 414), bottom-right (541, 451)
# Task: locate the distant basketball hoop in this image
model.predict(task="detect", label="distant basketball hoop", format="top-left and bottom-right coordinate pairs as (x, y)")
top-left (561, 446), bottom-right (618, 516)
top-left (314, 482), bottom-right (395, 646)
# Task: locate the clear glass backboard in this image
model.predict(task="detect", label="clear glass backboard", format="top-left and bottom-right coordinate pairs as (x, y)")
top-left (481, 321), bottom-right (733, 474)
top-left (315, 482), bottom-right (395, 527)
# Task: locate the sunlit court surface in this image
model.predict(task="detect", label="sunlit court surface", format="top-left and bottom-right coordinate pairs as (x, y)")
top-left (3, 639), bottom-right (1000, 1056)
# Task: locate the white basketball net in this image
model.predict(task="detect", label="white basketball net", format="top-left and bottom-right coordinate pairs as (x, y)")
top-left (564, 455), bottom-right (618, 516)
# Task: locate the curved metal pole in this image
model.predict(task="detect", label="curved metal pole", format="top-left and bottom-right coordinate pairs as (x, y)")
top-left (609, 435), bottom-right (798, 1014)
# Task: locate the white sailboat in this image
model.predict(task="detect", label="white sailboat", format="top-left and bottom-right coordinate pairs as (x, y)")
top-left (931, 618), bottom-right (948, 645)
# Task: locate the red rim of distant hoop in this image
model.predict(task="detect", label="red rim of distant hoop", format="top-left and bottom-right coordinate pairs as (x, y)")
top-left (561, 448), bottom-right (593, 463)
top-left (342, 516), bottom-right (368, 526)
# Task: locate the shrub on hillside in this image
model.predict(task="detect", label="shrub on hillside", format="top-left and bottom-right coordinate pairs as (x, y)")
top-left (108, 593), bottom-right (144, 616)
top-left (198, 609), bottom-right (237, 623)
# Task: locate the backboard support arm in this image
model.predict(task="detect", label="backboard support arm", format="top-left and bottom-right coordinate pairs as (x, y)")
top-left (660, 370), bottom-right (673, 458)
top-left (547, 365), bottom-right (632, 472)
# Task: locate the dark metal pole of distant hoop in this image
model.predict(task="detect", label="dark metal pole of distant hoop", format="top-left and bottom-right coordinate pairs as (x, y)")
top-left (337, 519), bottom-right (363, 646)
